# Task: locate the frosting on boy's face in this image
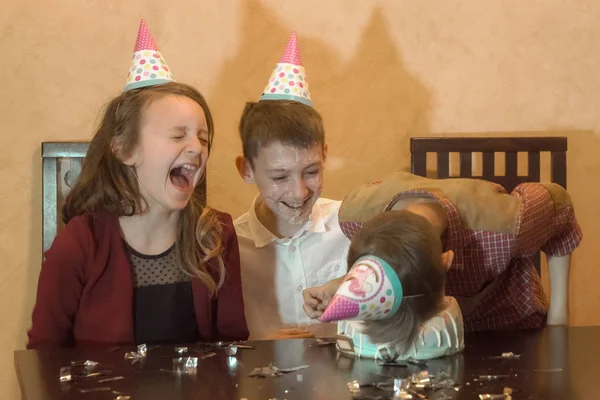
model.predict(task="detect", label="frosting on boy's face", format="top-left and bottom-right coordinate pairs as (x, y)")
top-left (251, 141), bottom-right (324, 225)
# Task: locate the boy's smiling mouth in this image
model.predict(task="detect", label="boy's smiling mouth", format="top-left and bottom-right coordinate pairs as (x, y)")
top-left (281, 198), bottom-right (310, 210)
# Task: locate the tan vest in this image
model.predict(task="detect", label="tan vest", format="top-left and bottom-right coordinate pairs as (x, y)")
top-left (339, 171), bottom-right (572, 235)
top-left (338, 171), bottom-right (573, 316)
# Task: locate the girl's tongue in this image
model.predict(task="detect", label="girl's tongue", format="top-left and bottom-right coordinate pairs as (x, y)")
top-left (169, 166), bottom-right (196, 189)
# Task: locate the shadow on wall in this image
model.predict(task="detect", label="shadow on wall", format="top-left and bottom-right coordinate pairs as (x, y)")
top-left (321, 7), bottom-right (433, 200)
top-left (207, 1), bottom-right (433, 215)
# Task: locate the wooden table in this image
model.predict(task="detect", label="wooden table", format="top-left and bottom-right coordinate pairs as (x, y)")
top-left (14, 326), bottom-right (600, 399)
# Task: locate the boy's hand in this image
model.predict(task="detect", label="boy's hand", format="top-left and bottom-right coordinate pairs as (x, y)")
top-left (302, 276), bottom-right (345, 319)
top-left (263, 328), bottom-right (315, 340)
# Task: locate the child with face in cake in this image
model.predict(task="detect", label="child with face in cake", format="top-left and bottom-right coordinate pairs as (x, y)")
top-left (304, 172), bottom-right (582, 359)
top-left (318, 210), bottom-right (464, 360)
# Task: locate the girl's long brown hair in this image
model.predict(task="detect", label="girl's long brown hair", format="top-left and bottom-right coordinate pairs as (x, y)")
top-left (63, 82), bottom-right (225, 295)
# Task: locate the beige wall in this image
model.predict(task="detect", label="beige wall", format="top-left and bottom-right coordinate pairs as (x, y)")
top-left (2, 0), bottom-right (600, 396)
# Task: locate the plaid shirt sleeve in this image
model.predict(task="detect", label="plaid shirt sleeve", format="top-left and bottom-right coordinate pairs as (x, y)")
top-left (512, 183), bottom-right (583, 258)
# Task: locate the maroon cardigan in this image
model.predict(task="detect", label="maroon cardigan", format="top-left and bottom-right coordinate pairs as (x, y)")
top-left (27, 210), bottom-right (248, 349)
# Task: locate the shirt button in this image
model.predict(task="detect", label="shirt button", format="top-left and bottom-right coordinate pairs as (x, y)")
top-left (290, 246), bottom-right (297, 252)
top-left (334, 264), bottom-right (340, 271)
top-left (296, 285), bottom-right (303, 292)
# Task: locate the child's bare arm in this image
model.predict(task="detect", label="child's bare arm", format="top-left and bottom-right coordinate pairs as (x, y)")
top-left (547, 254), bottom-right (571, 325)
top-left (513, 183), bottom-right (582, 326)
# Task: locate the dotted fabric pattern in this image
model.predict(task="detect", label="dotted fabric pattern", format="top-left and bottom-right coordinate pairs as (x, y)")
top-left (126, 50), bottom-right (172, 86)
top-left (278, 32), bottom-right (302, 64)
top-left (125, 19), bottom-right (174, 90)
top-left (320, 297), bottom-right (359, 322)
top-left (261, 63), bottom-right (310, 100)
top-left (126, 243), bottom-right (190, 288)
top-left (320, 258), bottom-right (396, 322)
top-left (259, 32), bottom-right (312, 106)
top-left (133, 19), bottom-right (159, 52)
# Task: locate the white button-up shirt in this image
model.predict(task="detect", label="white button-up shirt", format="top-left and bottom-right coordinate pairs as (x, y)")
top-left (235, 197), bottom-right (351, 339)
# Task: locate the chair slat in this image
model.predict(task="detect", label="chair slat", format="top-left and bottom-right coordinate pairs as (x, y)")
top-left (410, 136), bottom-right (568, 278)
top-left (482, 151), bottom-right (495, 180)
top-left (437, 153), bottom-right (450, 178)
top-left (460, 152), bottom-right (472, 178)
top-left (551, 151), bottom-right (567, 189)
top-left (528, 151), bottom-right (541, 182)
top-left (42, 158), bottom-right (58, 255)
top-left (411, 152), bottom-right (427, 177)
top-left (411, 137), bottom-right (567, 153)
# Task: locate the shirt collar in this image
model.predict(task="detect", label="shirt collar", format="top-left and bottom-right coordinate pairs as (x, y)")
top-left (247, 195), bottom-right (329, 248)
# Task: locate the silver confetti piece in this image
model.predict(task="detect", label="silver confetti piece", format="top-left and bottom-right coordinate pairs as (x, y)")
top-left (200, 351), bottom-right (216, 359)
top-left (172, 357), bottom-right (199, 375)
top-left (59, 367), bottom-right (73, 383)
top-left (248, 363), bottom-right (309, 378)
top-left (70, 360), bottom-right (99, 368)
top-left (98, 376), bottom-right (125, 383)
top-left (138, 343), bottom-right (147, 356)
top-left (79, 387), bottom-right (111, 393)
top-left (280, 365), bottom-right (310, 373)
top-left (124, 344), bottom-right (147, 362)
top-left (474, 374), bottom-right (511, 381)
top-left (234, 344), bottom-right (256, 349)
top-left (394, 378), bottom-right (411, 391)
top-left (412, 370), bottom-right (432, 388)
top-left (347, 380), bottom-right (360, 393)
top-left (227, 346), bottom-right (238, 356)
top-left (489, 351), bottom-right (521, 360)
top-left (175, 346), bottom-right (188, 355)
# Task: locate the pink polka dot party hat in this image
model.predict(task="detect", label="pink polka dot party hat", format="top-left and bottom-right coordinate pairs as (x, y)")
top-left (125, 19), bottom-right (174, 92)
top-left (259, 32), bottom-right (312, 107)
top-left (320, 256), bottom-right (404, 323)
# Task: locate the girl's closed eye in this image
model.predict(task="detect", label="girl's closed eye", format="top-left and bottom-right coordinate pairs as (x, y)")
top-left (198, 129), bottom-right (209, 146)
top-left (271, 176), bottom-right (287, 182)
top-left (171, 127), bottom-right (186, 140)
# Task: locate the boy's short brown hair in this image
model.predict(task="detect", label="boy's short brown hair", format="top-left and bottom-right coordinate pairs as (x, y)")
top-left (347, 210), bottom-right (447, 347)
top-left (238, 100), bottom-right (325, 167)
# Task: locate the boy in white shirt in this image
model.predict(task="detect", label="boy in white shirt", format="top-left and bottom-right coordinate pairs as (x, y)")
top-left (234, 32), bottom-right (350, 340)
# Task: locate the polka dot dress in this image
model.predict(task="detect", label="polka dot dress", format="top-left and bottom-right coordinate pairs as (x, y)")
top-left (125, 241), bottom-right (199, 345)
top-left (126, 243), bottom-right (189, 288)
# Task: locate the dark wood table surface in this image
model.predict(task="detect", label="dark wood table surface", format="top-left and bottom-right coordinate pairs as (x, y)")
top-left (14, 326), bottom-right (600, 399)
